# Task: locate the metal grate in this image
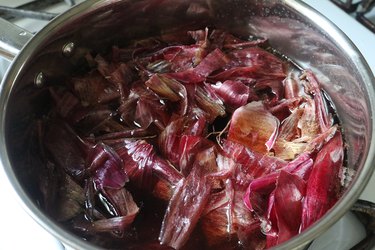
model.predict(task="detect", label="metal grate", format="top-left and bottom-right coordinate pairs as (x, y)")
top-left (356, 0), bottom-right (375, 33)
top-left (330, 0), bottom-right (362, 12)
top-left (330, 0), bottom-right (375, 33)
top-left (0, 0), bottom-right (76, 20)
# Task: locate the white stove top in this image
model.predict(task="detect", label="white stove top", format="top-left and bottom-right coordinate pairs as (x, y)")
top-left (0, 1), bottom-right (374, 250)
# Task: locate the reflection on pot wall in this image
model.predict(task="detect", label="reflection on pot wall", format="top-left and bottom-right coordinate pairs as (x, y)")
top-left (1, 0), bottom-right (374, 249)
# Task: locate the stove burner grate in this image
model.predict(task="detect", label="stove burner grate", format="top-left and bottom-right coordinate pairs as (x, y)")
top-left (330, 0), bottom-right (375, 33)
top-left (0, 0), bottom-right (76, 20)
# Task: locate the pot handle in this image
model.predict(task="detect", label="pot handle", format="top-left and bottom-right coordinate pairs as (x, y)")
top-left (0, 18), bottom-right (33, 62)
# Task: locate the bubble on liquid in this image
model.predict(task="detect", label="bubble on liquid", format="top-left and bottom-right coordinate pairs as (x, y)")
top-left (260, 218), bottom-right (272, 234)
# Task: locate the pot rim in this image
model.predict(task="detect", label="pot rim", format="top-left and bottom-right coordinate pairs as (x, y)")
top-left (0, 0), bottom-right (374, 249)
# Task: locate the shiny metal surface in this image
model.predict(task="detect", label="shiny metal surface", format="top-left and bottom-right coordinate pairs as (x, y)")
top-left (0, 6), bottom-right (57, 20)
top-left (0, 0), bottom-right (374, 249)
top-left (0, 18), bottom-right (33, 61)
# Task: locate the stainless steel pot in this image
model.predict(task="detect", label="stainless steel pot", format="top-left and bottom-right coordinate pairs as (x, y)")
top-left (0, 0), bottom-right (374, 249)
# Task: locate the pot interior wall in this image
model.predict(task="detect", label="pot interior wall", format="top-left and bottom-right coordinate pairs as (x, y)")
top-left (3, 0), bottom-right (372, 248)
